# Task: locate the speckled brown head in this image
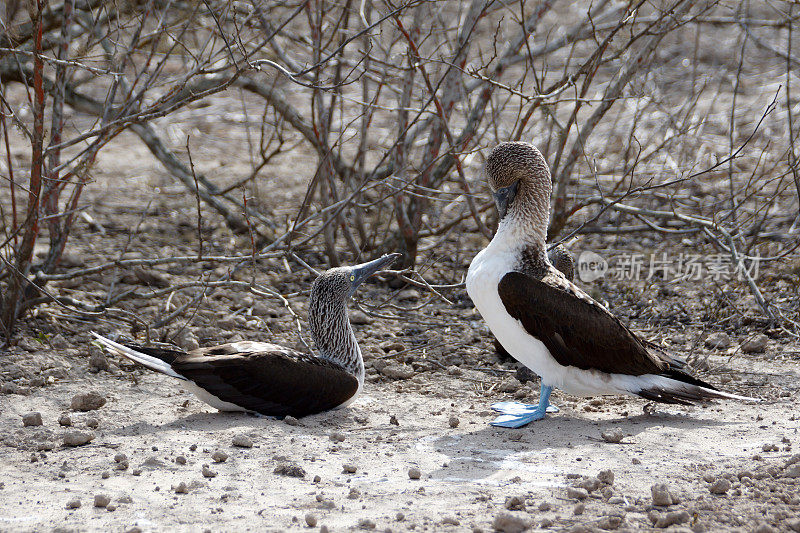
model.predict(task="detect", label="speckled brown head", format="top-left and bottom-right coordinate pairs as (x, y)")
top-left (485, 142), bottom-right (552, 230)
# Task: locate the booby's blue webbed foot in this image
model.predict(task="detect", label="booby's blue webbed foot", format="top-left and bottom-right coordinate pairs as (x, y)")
top-left (491, 401), bottom-right (559, 415)
top-left (489, 384), bottom-right (556, 428)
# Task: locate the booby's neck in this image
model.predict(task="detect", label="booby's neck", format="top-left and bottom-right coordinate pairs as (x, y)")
top-left (494, 181), bottom-right (550, 250)
top-left (308, 297), bottom-right (364, 384)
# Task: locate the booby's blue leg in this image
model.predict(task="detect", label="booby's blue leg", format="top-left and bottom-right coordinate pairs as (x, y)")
top-left (490, 385), bottom-right (556, 428)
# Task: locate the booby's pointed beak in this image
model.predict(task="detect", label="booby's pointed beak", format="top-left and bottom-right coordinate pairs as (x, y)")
top-left (493, 182), bottom-right (519, 220)
top-left (348, 253), bottom-right (401, 295)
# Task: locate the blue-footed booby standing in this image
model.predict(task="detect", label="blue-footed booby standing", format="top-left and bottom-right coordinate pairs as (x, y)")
top-left (466, 142), bottom-right (753, 428)
top-left (93, 254), bottom-right (399, 418)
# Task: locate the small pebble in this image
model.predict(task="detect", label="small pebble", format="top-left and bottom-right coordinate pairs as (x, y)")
top-left (709, 478), bottom-right (731, 495)
top-left (752, 523), bottom-right (777, 533)
top-left (538, 502), bottom-right (551, 512)
top-left (305, 513), bottom-right (317, 527)
top-left (22, 412), bottom-right (43, 427)
top-left (63, 431), bottom-right (94, 447)
top-left (212, 451), bottom-right (228, 463)
top-left (448, 416), bottom-right (460, 428)
top-left (284, 415), bottom-right (299, 426)
top-left (601, 428), bottom-right (625, 443)
top-left (175, 455), bottom-right (187, 465)
top-left (598, 469), bottom-right (614, 485)
top-left (342, 463), bottom-right (357, 474)
top-left (573, 503), bottom-right (585, 515)
top-left (704, 332), bottom-right (731, 349)
top-left (347, 487), bottom-right (361, 499)
top-left (567, 487), bottom-right (589, 500)
top-left (741, 334), bottom-right (769, 354)
top-left (58, 414), bottom-right (72, 427)
top-left (202, 464), bottom-right (217, 478)
top-left (94, 494), bottom-right (111, 508)
top-left (70, 391), bottom-right (106, 411)
top-left (651, 483), bottom-right (677, 506)
top-left (329, 431), bottom-right (346, 443)
top-left (174, 482), bottom-right (189, 494)
top-left (539, 518), bottom-right (553, 528)
top-left (65, 498), bottom-right (81, 509)
top-left (101, 471), bottom-right (110, 479)
top-left (273, 463), bottom-right (305, 478)
top-left (408, 467), bottom-right (421, 480)
top-left (85, 417), bottom-right (99, 429)
top-left (491, 512), bottom-right (530, 533)
top-left (357, 518), bottom-right (376, 529)
top-left (396, 512), bottom-right (405, 521)
top-left (655, 510), bottom-right (690, 528)
top-left (232, 434), bottom-right (253, 448)
top-left (313, 475), bottom-right (321, 483)
top-left (106, 503), bottom-right (117, 512)
top-left (504, 495), bottom-right (525, 510)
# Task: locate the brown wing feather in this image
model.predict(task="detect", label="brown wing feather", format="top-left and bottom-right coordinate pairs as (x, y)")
top-left (497, 271), bottom-right (670, 376)
top-left (172, 348), bottom-right (359, 417)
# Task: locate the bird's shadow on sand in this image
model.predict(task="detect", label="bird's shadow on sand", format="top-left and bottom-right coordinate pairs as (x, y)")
top-left (108, 408), bottom-right (355, 439)
top-left (422, 409), bottom-right (734, 483)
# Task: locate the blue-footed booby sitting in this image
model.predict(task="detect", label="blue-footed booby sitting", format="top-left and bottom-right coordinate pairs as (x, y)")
top-left (92, 254), bottom-right (399, 418)
top-left (466, 142), bottom-right (753, 428)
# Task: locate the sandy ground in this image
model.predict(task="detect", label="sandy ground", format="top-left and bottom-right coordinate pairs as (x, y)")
top-left (1, 341), bottom-right (799, 533)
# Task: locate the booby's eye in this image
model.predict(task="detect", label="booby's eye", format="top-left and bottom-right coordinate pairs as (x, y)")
top-left (350, 274), bottom-right (355, 282)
